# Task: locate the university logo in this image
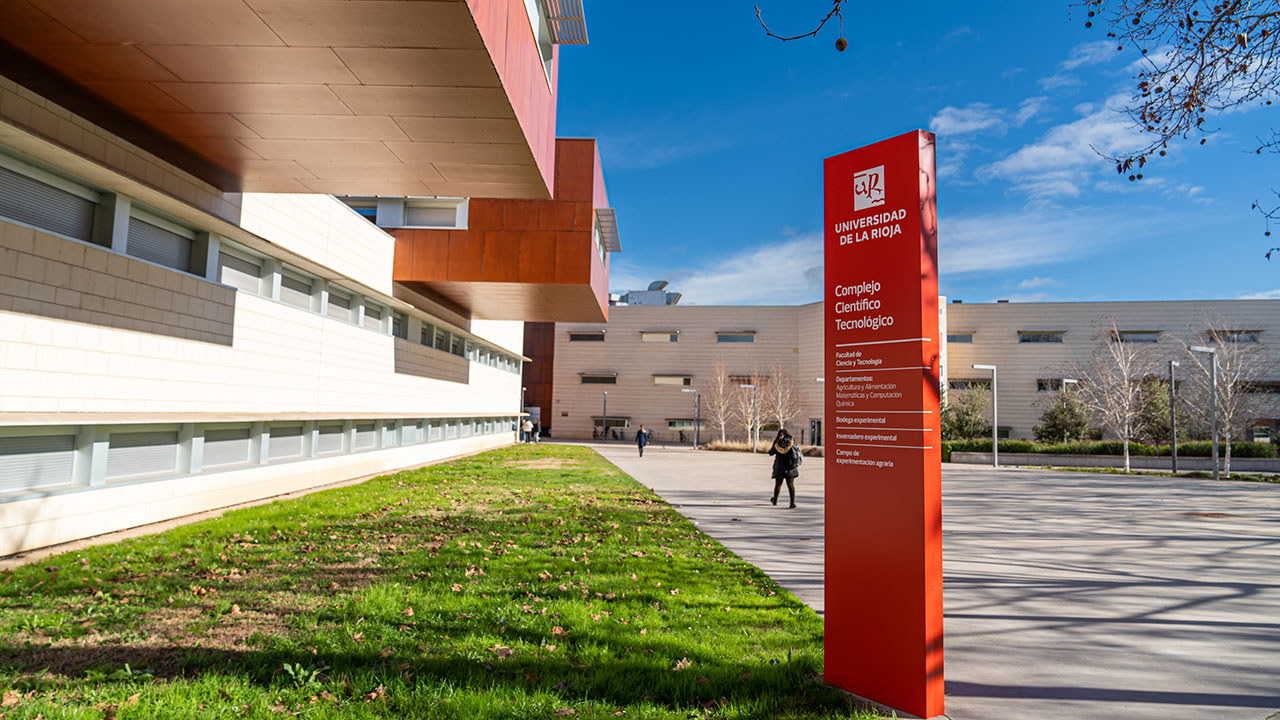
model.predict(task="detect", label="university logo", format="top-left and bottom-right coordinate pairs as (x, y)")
top-left (853, 165), bottom-right (885, 211)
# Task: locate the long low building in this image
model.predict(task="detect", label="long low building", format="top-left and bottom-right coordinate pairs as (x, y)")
top-left (538, 297), bottom-right (1280, 444)
top-left (0, 0), bottom-right (617, 557)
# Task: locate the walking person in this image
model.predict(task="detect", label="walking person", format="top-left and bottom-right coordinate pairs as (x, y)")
top-left (636, 425), bottom-right (650, 457)
top-left (521, 418), bottom-right (534, 444)
top-left (768, 428), bottom-right (802, 508)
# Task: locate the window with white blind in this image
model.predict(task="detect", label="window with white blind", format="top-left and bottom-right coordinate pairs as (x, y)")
top-left (218, 251), bottom-right (263, 294)
top-left (0, 161), bottom-right (97, 243)
top-left (429, 420), bottom-right (444, 442)
top-left (363, 303), bottom-right (384, 331)
top-left (327, 287), bottom-right (353, 321)
top-left (354, 422), bottom-right (377, 450)
top-left (317, 424), bottom-right (345, 455)
top-left (127, 213), bottom-right (194, 272)
top-left (383, 422), bottom-right (400, 447)
top-left (445, 421), bottom-right (459, 440)
top-left (106, 430), bottom-right (178, 481)
top-left (279, 272), bottom-right (313, 310)
top-left (0, 434), bottom-right (76, 494)
top-left (268, 425), bottom-right (305, 461)
top-left (202, 427), bottom-right (251, 469)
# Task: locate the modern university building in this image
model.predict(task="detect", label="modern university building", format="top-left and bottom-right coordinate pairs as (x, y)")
top-left (0, 1), bottom-right (617, 556)
top-left (539, 292), bottom-right (1280, 444)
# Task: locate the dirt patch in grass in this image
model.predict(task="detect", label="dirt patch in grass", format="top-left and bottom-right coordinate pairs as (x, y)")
top-left (505, 458), bottom-right (583, 470)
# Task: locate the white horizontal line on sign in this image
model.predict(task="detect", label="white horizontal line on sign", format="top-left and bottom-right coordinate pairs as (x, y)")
top-left (840, 427), bottom-right (933, 432)
top-left (835, 366), bottom-right (931, 373)
top-left (836, 410), bottom-right (935, 414)
top-left (836, 442), bottom-right (935, 450)
top-left (835, 337), bottom-right (933, 347)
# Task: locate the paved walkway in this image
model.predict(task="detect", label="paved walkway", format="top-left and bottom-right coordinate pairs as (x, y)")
top-left (584, 441), bottom-right (1280, 720)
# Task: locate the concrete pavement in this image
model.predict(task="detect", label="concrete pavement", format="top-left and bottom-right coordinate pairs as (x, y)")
top-left (583, 441), bottom-right (1280, 720)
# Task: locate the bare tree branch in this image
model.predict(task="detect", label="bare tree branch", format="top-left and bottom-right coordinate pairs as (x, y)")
top-left (756, 0), bottom-right (845, 42)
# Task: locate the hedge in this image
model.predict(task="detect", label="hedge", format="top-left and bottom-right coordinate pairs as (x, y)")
top-left (941, 439), bottom-right (1278, 463)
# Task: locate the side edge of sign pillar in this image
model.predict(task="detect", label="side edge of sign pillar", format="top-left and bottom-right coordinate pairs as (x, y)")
top-left (823, 129), bottom-right (944, 719)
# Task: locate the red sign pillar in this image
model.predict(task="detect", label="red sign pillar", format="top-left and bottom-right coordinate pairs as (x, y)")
top-left (823, 130), bottom-right (943, 719)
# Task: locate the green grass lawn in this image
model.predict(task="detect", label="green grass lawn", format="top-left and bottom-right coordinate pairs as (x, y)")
top-left (0, 444), bottom-right (876, 719)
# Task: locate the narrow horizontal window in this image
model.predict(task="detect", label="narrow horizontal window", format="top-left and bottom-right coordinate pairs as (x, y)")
top-left (1112, 331), bottom-right (1159, 344)
top-left (268, 425), bottom-right (305, 461)
top-left (641, 332), bottom-right (679, 343)
top-left (363, 303), bottom-right (384, 331)
top-left (218, 252), bottom-right (262, 294)
top-left (948, 379), bottom-right (991, 391)
top-left (203, 427), bottom-right (251, 469)
top-left (0, 434), bottom-right (75, 494)
top-left (1036, 379), bottom-right (1068, 392)
top-left (580, 374), bottom-right (617, 384)
top-left (1018, 332), bottom-right (1064, 344)
top-left (106, 430), bottom-right (178, 481)
top-left (127, 215), bottom-right (193, 272)
top-left (592, 417), bottom-right (631, 429)
top-left (327, 288), bottom-right (353, 321)
top-left (654, 375), bottom-right (691, 386)
top-left (716, 332), bottom-right (756, 343)
top-left (1215, 330), bottom-right (1261, 344)
top-left (569, 331), bottom-right (606, 342)
top-left (317, 424), bottom-right (345, 455)
top-left (946, 333), bottom-right (974, 344)
top-left (0, 162), bottom-right (97, 243)
top-left (279, 272), bottom-right (313, 309)
top-left (354, 422), bottom-right (377, 450)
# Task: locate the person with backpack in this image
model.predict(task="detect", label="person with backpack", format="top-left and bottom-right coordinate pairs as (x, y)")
top-left (768, 428), bottom-right (803, 508)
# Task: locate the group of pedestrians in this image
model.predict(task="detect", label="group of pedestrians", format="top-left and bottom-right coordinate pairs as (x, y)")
top-left (519, 418), bottom-right (540, 443)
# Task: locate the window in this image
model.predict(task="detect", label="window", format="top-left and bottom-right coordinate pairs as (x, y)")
top-left (1243, 381), bottom-right (1280, 394)
top-left (354, 422), bottom-right (377, 450)
top-left (363, 302), bottom-right (384, 331)
top-left (429, 420), bottom-right (444, 442)
top-left (569, 331), bottom-right (606, 342)
top-left (0, 433), bottom-right (75, 494)
top-left (654, 375), bottom-right (692, 386)
top-left (641, 331), bottom-right (679, 343)
top-left (592, 417), bottom-right (631, 429)
top-left (383, 422), bottom-right (400, 447)
top-left (218, 251), bottom-right (263, 294)
top-left (327, 287), bottom-right (353, 321)
top-left (279, 271), bottom-right (313, 310)
top-left (1215, 330), bottom-right (1261, 344)
top-left (1018, 331), bottom-right (1064, 343)
top-left (666, 419), bottom-right (707, 430)
top-left (1037, 379), bottom-right (1069, 392)
top-left (728, 375), bottom-right (767, 385)
top-left (716, 332), bottom-right (756, 343)
top-left (106, 430), bottom-right (178, 481)
top-left (203, 427), bottom-right (251, 469)
top-left (127, 212), bottom-right (194, 273)
top-left (392, 312), bottom-right (408, 340)
top-left (946, 333), bottom-right (974, 344)
top-left (317, 424), bottom-right (345, 455)
top-left (0, 160), bottom-right (97, 243)
top-left (405, 202), bottom-right (462, 228)
top-left (435, 328), bottom-right (449, 351)
top-left (1112, 330), bottom-right (1160, 344)
top-left (450, 335), bottom-right (464, 357)
top-left (420, 323), bottom-right (433, 346)
top-left (268, 425), bottom-right (305, 461)
top-left (948, 378), bottom-right (991, 391)
top-left (580, 374), bottom-right (617, 385)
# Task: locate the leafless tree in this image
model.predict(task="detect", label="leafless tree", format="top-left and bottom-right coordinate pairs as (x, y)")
top-left (761, 360), bottom-right (802, 432)
top-left (1077, 1), bottom-right (1280, 245)
top-left (1069, 318), bottom-right (1157, 471)
top-left (703, 358), bottom-right (735, 443)
top-left (732, 371), bottom-right (767, 445)
top-left (756, 0), bottom-right (850, 50)
top-left (1177, 316), bottom-right (1277, 475)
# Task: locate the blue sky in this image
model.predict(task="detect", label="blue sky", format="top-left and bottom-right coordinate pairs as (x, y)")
top-left (554, 2), bottom-right (1280, 305)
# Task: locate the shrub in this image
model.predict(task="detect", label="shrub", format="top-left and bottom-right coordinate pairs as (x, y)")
top-left (940, 439), bottom-right (1278, 459)
top-left (702, 439), bottom-right (823, 457)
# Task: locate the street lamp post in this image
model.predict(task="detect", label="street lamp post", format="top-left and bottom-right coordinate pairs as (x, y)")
top-left (601, 390), bottom-right (608, 442)
top-left (1061, 378), bottom-right (1078, 408)
top-left (681, 388), bottom-right (700, 448)
top-left (1189, 346), bottom-right (1219, 481)
top-left (520, 385), bottom-right (527, 442)
top-left (973, 364), bottom-right (998, 468)
top-left (1169, 360), bottom-right (1180, 474)
top-left (739, 383), bottom-right (758, 452)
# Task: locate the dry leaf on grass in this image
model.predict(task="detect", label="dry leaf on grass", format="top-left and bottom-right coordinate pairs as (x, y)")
top-left (673, 657), bottom-right (692, 671)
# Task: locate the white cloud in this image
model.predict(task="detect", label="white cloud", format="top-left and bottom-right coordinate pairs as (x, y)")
top-left (977, 93), bottom-right (1148, 200)
top-left (1061, 40), bottom-right (1119, 70)
top-left (1014, 96), bottom-right (1050, 125)
top-left (1239, 289), bottom-right (1280, 299)
top-left (929, 103), bottom-right (1007, 135)
top-left (1002, 67), bottom-right (1025, 79)
top-left (1017, 276), bottom-right (1062, 289)
top-left (941, 208), bottom-right (1132, 275)
top-left (942, 25), bottom-right (977, 43)
top-left (1037, 72), bottom-right (1083, 91)
top-left (610, 234), bottom-right (823, 306)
